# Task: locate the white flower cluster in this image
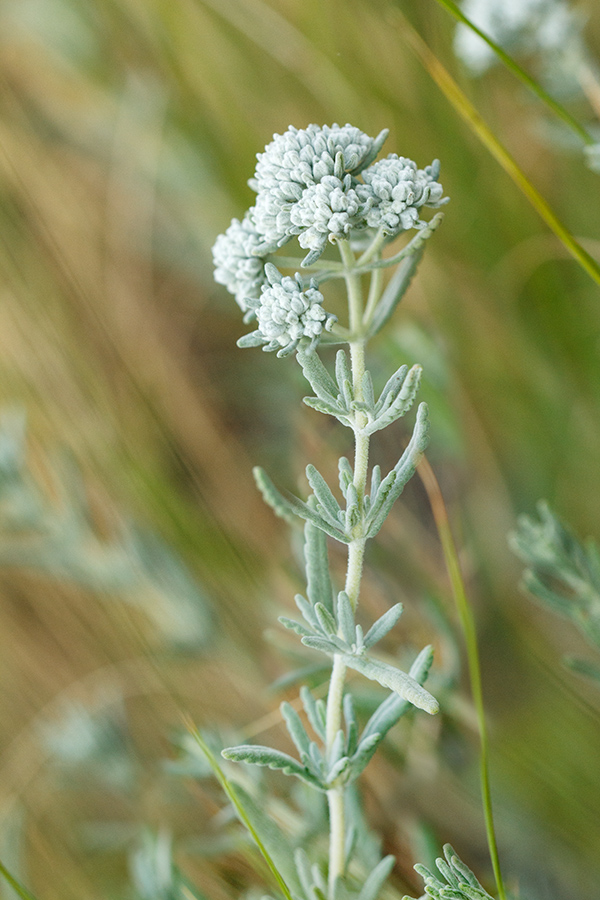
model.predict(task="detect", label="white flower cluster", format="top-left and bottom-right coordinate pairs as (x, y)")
top-left (238, 263), bottom-right (336, 357)
top-left (212, 123), bottom-right (447, 353)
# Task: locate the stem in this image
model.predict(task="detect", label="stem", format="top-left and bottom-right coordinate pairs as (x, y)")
top-left (324, 239), bottom-right (376, 894)
top-left (417, 457), bottom-right (507, 900)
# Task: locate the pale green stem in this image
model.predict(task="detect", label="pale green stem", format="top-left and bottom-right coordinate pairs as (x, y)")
top-left (325, 239), bottom-right (376, 895)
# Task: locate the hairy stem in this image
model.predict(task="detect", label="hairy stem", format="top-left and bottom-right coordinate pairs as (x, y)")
top-left (325, 240), bottom-right (374, 894)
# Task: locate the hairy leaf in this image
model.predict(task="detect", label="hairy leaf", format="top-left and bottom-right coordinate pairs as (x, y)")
top-left (363, 603), bottom-right (403, 649)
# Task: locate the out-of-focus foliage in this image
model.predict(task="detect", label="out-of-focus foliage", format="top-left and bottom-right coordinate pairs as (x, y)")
top-left (1, 0), bottom-right (600, 898)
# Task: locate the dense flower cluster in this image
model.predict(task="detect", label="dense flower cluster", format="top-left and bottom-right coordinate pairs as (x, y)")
top-left (212, 124), bottom-right (447, 353)
top-left (238, 263), bottom-right (336, 357)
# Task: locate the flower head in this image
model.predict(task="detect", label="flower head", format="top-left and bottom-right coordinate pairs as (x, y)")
top-left (237, 264), bottom-right (337, 356)
top-left (357, 156), bottom-right (447, 235)
top-left (212, 211), bottom-right (269, 313)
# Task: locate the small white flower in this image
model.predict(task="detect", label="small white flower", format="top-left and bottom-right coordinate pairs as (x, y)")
top-left (291, 175), bottom-right (364, 264)
top-left (212, 211), bottom-right (268, 313)
top-left (357, 156), bottom-right (447, 235)
top-left (238, 264), bottom-right (337, 357)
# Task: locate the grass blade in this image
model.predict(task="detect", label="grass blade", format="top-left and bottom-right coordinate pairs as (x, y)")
top-left (428, 0), bottom-right (594, 145)
top-left (395, 12), bottom-right (600, 290)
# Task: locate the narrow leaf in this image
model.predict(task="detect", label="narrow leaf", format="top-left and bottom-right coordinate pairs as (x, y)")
top-left (304, 514), bottom-right (334, 613)
top-left (222, 744), bottom-right (323, 789)
top-left (363, 603), bottom-right (403, 649)
top-left (367, 252), bottom-right (423, 338)
top-left (281, 702), bottom-right (311, 757)
top-left (356, 855), bottom-right (396, 900)
top-left (376, 365), bottom-right (408, 414)
top-left (278, 616), bottom-right (313, 638)
top-left (302, 635), bottom-right (346, 655)
top-left (361, 645), bottom-right (435, 743)
top-left (306, 465), bottom-right (343, 525)
top-left (296, 348), bottom-right (339, 402)
top-left (336, 591), bottom-right (356, 645)
top-left (343, 654), bottom-right (438, 715)
top-left (253, 467), bottom-right (296, 524)
top-left (335, 350), bottom-right (353, 406)
top-left (366, 403), bottom-right (430, 538)
top-left (300, 686), bottom-right (326, 740)
top-left (314, 602), bottom-right (338, 636)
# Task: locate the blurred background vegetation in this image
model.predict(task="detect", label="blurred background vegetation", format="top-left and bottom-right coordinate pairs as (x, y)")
top-left (0, 0), bottom-right (599, 898)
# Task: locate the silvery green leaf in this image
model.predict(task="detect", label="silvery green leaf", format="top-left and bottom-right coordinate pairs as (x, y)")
top-left (364, 365), bottom-right (422, 435)
top-left (295, 848), bottom-right (316, 900)
top-left (361, 371), bottom-right (375, 411)
top-left (336, 591), bottom-right (355, 646)
top-left (221, 745), bottom-right (324, 789)
top-left (354, 623), bottom-right (365, 653)
top-left (342, 654), bottom-right (438, 714)
top-left (338, 457), bottom-right (354, 495)
top-left (327, 754), bottom-right (352, 786)
top-left (369, 465), bottom-right (381, 502)
top-left (361, 645), bottom-right (435, 743)
top-left (363, 603), bottom-right (403, 649)
top-left (303, 397), bottom-right (351, 423)
top-left (308, 741), bottom-right (325, 777)
top-left (356, 855), bottom-right (395, 900)
top-left (406, 845), bottom-right (494, 900)
top-left (278, 616), bottom-right (313, 638)
top-left (254, 467), bottom-right (349, 542)
top-left (300, 686), bottom-right (326, 740)
top-left (344, 483), bottom-right (361, 533)
top-left (306, 465), bottom-right (343, 527)
top-left (314, 602), bottom-right (337, 636)
top-left (345, 732), bottom-right (380, 783)
top-left (302, 635), bottom-right (346, 655)
top-left (365, 403), bottom-right (430, 539)
top-left (281, 702), bottom-right (311, 757)
top-left (253, 467), bottom-right (297, 525)
top-left (375, 365), bottom-right (408, 415)
top-left (296, 348), bottom-right (339, 403)
top-left (303, 514), bottom-right (334, 613)
top-left (343, 693), bottom-right (358, 755)
top-left (366, 252), bottom-right (423, 339)
top-left (335, 350), bottom-right (353, 407)
top-left (295, 593), bottom-right (320, 630)
top-left (237, 331), bottom-right (266, 348)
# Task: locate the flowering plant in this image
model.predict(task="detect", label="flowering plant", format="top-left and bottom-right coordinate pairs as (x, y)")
top-left (210, 124), bottom-right (459, 898)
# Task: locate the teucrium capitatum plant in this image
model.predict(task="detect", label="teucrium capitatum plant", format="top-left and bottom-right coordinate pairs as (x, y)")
top-left (212, 124), bottom-right (448, 898)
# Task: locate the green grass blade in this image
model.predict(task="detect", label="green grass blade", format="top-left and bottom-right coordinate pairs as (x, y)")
top-left (0, 861), bottom-right (39, 900)
top-left (396, 13), bottom-right (600, 290)
top-left (418, 458), bottom-right (507, 900)
top-left (186, 720), bottom-right (296, 900)
top-left (428, 0), bottom-right (594, 145)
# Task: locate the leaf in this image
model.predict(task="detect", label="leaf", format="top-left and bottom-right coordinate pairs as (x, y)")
top-left (343, 654), bottom-right (438, 715)
top-left (314, 602), bottom-right (337, 636)
top-left (345, 732), bottom-right (380, 783)
top-left (364, 365), bottom-right (422, 435)
top-left (343, 693), bottom-right (358, 756)
top-left (300, 686), bottom-right (326, 740)
top-left (376, 365), bottom-right (409, 414)
top-left (278, 616), bottom-right (314, 638)
top-left (365, 403), bottom-right (430, 538)
top-left (222, 744), bottom-right (324, 789)
top-left (356, 855), bottom-right (396, 900)
top-left (303, 516), bottom-right (334, 613)
top-left (306, 465), bottom-right (343, 527)
top-left (296, 348), bottom-right (339, 403)
top-left (295, 593), bottom-right (320, 630)
top-left (254, 468), bottom-right (349, 542)
top-left (303, 397), bottom-right (350, 423)
top-left (281, 702), bottom-right (311, 757)
top-left (338, 457), bottom-right (354, 495)
top-left (253, 467), bottom-right (297, 525)
top-left (366, 252), bottom-right (423, 339)
top-left (335, 350), bottom-right (353, 407)
top-left (363, 603), bottom-right (403, 649)
top-left (302, 635), bottom-right (346, 655)
top-left (361, 645), bottom-right (435, 743)
top-left (336, 591), bottom-right (356, 645)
